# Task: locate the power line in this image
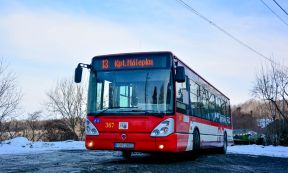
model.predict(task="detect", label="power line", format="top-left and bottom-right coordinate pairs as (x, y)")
top-left (272, 0), bottom-right (288, 16)
top-left (260, 0), bottom-right (288, 27)
top-left (175, 0), bottom-right (275, 64)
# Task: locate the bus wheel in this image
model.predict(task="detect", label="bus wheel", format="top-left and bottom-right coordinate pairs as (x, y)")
top-left (193, 129), bottom-right (200, 155)
top-left (122, 151), bottom-right (132, 159)
top-left (220, 132), bottom-right (228, 154)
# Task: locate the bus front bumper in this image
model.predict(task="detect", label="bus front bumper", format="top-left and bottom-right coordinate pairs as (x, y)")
top-left (85, 133), bottom-right (178, 152)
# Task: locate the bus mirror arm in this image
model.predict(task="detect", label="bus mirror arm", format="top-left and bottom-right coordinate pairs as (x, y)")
top-left (74, 63), bottom-right (91, 83)
top-left (175, 66), bottom-right (185, 83)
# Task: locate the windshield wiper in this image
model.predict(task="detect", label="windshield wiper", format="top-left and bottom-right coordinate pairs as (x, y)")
top-left (95, 107), bottom-right (165, 118)
top-left (95, 106), bottom-right (138, 115)
top-left (131, 109), bottom-right (164, 118)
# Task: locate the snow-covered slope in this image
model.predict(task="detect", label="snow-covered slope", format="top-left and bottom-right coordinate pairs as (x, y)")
top-left (228, 144), bottom-right (288, 158)
top-left (1, 137), bottom-right (288, 158)
top-left (0, 137), bottom-right (85, 155)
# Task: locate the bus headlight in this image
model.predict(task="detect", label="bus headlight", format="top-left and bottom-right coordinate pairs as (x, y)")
top-left (85, 118), bottom-right (99, 136)
top-left (150, 118), bottom-right (174, 137)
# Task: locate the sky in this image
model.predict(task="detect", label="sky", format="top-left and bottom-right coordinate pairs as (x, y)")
top-left (0, 0), bottom-right (288, 117)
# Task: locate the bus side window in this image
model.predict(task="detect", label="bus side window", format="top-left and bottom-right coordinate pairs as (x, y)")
top-left (209, 93), bottom-right (217, 122)
top-left (201, 88), bottom-right (209, 120)
top-left (176, 81), bottom-right (189, 114)
top-left (189, 80), bottom-right (200, 117)
top-left (215, 97), bottom-right (221, 117)
top-left (226, 101), bottom-right (231, 125)
top-left (220, 99), bottom-right (227, 124)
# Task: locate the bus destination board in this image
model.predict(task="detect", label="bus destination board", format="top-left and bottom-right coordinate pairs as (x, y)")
top-left (93, 55), bottom-right (169, 71)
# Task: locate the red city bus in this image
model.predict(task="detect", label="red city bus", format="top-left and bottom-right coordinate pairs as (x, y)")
top-left (75, 51), bottom-right (233, 158)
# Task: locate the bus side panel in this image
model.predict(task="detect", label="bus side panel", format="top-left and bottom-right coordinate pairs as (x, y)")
top-left (174, 112), bottom-right (233, 150)
top-left (192, 121), bottom-right (222, 148)
top-left (175, 113), bottom-right (190, 152)
top-left (226, 128), bottom-right (234, 145)
top-left (176, 133), bottom-right (190, 152)
top-left (191, 116), bottom-right (233, 148)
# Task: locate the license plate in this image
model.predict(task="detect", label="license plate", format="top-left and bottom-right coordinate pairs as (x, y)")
top-left (114, 143), bottom-right (134, 149)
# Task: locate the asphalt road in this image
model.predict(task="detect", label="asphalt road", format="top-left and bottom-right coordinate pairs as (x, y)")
top-left (0, 150), bottom-right (287, 173)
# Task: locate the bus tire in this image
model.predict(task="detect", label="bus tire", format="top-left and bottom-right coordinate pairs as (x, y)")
top-left (122, 151), bottom-right (132, 159)
top-left (193, 129), bottom-right (200, 155)
top-left (219, 132), bottom-right (227, 154)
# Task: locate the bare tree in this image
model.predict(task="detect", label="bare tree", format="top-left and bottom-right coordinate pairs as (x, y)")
top-left (26, 111), bottom-right (42, 141)
top-left (46, 79), bottom-right (86, 140)
top-left (0, 59), bottom-right (22, 141)
top-left (252, 61), bottom-right (288, 145)
top-left (5, 119), bottom-right (22, 140)
top-left (252, 62), bottom-right (288, 123)
top-left (231, 106), bottom-right (258, 131)
top-left (42, 119), bottom-right (78, 141)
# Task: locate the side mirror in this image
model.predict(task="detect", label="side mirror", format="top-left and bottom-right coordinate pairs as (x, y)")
top-left (175, 66), bottom-right (185, 83)
top-left (74, 64), bottom-right (83, 83)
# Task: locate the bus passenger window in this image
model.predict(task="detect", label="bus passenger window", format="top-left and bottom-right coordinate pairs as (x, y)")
top-left (176, 82), bottom-right (189, 114)
top-left (209, 94), bottom-right (217, 122)
top-left (189, 80), bottom-right (201, 117)
top-left (201, 88), bottom-right (209, 120)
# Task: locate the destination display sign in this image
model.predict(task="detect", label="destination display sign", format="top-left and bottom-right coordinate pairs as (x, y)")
top-left (93, 55), bottom-right (169, 71)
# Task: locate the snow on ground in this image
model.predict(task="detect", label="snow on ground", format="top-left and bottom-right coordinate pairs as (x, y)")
top-left (1, 137), bottom-right (288, 158)
top-left (0, 137), bottom-right (85, 155)
top-left (228, 144), bottom-right (288, 158)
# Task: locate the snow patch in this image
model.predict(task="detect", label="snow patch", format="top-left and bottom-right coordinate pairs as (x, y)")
top-left (2, 137), bottom-right (31, 146)
top-left (1, 137), bottom-right (288, 158)
top-left (228, 145), bottom-right (288, 158)
top-left (0, 137), bottom-right (85, 155)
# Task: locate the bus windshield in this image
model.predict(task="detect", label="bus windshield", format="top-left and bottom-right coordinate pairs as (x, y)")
top-left (87, 69), bottom-right (174, 115)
